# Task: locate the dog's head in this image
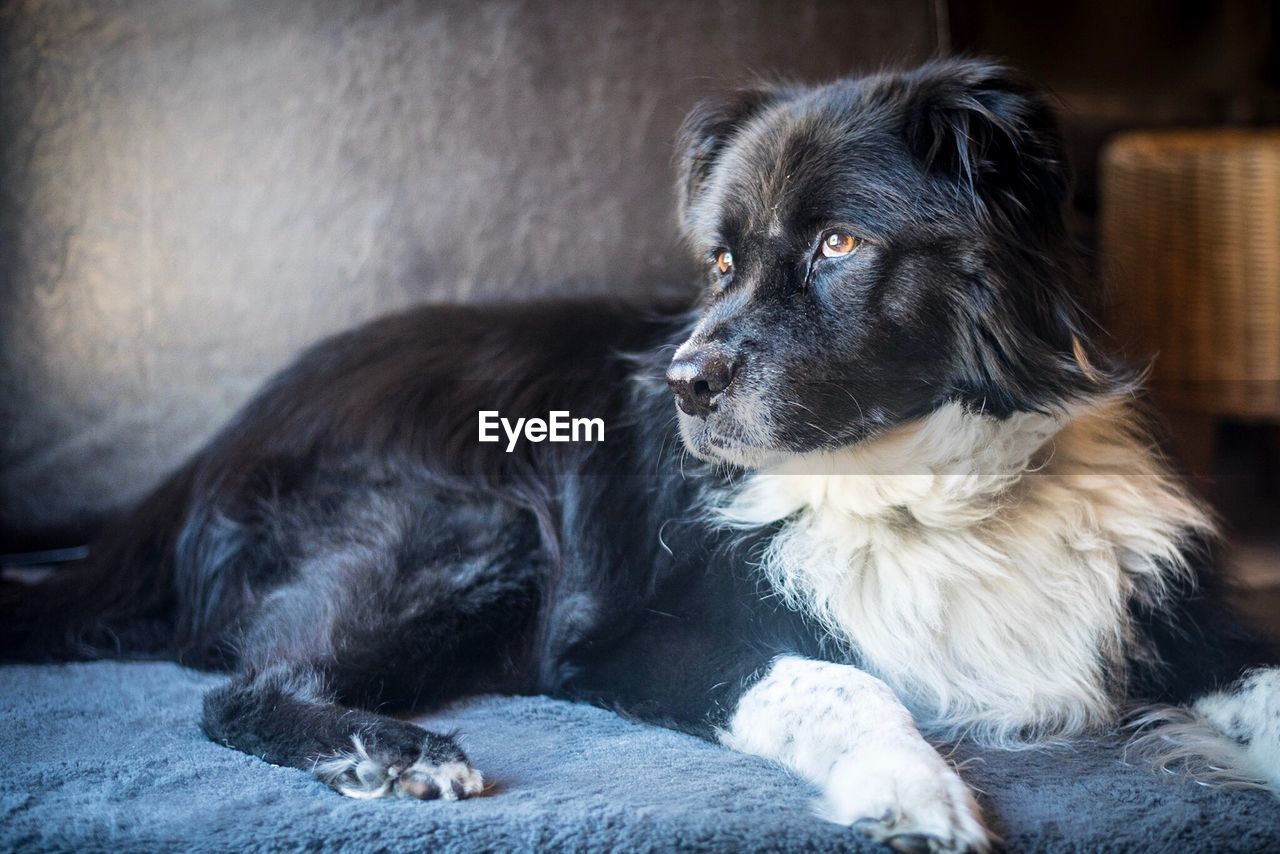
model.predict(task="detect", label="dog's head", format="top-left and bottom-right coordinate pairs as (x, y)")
top-left (667, 59), bottom-right (1116, 467)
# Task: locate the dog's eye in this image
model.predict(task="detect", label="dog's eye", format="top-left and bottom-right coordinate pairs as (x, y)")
top-left (714, 250), bottom-right (734, 275)
top-left (819, 231), bottom-right (860, 259)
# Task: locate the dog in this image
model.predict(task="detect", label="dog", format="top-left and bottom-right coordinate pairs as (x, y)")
top-left (5, 58), bottom-right (1278, 852)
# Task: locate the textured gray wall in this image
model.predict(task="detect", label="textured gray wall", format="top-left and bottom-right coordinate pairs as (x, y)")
top-left (0, 0), bottom-right (936, 545)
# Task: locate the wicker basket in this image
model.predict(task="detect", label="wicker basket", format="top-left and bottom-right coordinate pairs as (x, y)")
top-left (1101, 129), bottom-right (1280, 419)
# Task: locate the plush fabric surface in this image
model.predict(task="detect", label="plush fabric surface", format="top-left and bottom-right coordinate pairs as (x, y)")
top-left (1, 662), bottom-right (1278, 852)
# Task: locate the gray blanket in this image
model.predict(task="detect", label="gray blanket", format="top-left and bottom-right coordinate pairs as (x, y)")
top-left (1, 662), bottom-right (1277, 851)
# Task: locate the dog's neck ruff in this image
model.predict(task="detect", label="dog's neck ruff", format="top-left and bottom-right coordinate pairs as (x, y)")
top-left (718, 398), bottom-right (1212, 743)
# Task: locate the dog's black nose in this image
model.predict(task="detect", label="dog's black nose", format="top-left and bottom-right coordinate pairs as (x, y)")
top-left (667, 350), bottom-right (737, 418)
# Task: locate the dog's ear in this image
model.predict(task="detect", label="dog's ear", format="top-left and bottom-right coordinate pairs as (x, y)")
top-left (899, 59), bottom-right (1070, 237)
top-left (675, 86), bottom-right (786, 236)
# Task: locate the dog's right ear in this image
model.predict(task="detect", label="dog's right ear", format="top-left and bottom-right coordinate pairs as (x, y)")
top-left (675, 86), bottom-right (785, 237)
top-left (896, 59), bottom-right (1070, 239)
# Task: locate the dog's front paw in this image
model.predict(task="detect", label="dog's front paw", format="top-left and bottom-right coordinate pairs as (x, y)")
top-left (821, 747), bottom-right (990, 853)
top-left (313, 732), bottom-right (485, 801)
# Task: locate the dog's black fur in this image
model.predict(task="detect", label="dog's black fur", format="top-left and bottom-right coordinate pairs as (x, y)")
top-left (4, 59), bottom-right (1276, 823)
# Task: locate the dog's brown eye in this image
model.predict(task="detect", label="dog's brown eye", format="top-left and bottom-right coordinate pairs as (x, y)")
top-left (714, 250), bottom-right (734, 275)
top-left (820, 231), bottom-right (859, 258)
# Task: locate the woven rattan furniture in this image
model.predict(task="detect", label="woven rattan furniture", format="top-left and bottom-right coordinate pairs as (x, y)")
top-left (1102, 129), bottom-right (1280, 425)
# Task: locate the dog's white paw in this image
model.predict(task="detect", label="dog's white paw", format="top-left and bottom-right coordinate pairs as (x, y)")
top-left (820, 748), bottom-right (990, 853)
top-left (394, 759), bottom-right (485, 801)
top-left (313, 734), bottom-right (485, 801)
top-left (1194, 667), bottom-right (1280, 789)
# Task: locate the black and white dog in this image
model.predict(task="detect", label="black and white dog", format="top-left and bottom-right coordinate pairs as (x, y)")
top-left (7, 59), bottom-right (1279, 851)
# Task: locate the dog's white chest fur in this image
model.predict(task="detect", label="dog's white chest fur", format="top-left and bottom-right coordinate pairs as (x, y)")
top-left (719, 400), bottom-right (1211, 742)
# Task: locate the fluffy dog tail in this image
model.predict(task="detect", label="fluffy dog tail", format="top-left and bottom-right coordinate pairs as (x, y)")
top-left (0, 464), bottom-right (198, 662)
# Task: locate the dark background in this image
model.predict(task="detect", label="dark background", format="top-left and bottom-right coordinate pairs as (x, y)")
top-left (0, 0), bottom-right (939, 547)
top-left (950, 0), bottom-right (1280, 229)
top-left (3, 1), bottom-right (1279, 625)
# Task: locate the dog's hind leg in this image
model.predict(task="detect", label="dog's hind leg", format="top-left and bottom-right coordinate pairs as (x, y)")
top-left (202, 665), bottom-right (485, 800)
top-left (1190, 667), bottom-right (1280, 790)
top-left (1126, 554), bottom-right (1280, 792)
top-left (201, 553), bottom-right (538, 798)
top-left (200, 492), bottom-right (542, 799)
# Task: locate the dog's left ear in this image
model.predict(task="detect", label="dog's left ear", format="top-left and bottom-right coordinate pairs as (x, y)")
top-left (899, 59), bottom-right (1070, 237)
